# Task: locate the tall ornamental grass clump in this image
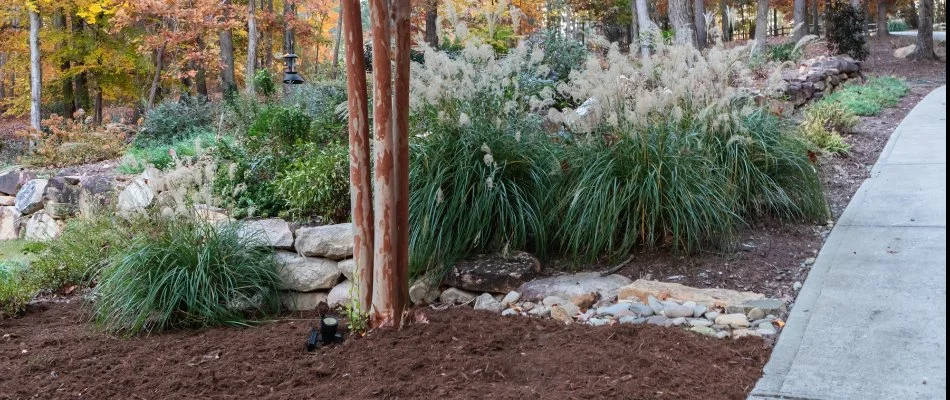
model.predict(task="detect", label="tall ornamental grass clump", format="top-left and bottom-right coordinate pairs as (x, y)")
top-left (407, 42), bottom-right (560, 279)
top-left (0, 261), bottom-right (32, 318)
top-left (92, 217), bottom-right (282, 335)
top-left (548, 41), bottom-right (827, 260)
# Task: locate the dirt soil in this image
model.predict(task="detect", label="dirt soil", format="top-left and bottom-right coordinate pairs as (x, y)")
top-left (1, 303), bottom-right (769, 400)
top-left (600, 36), bottom-right (947, 301)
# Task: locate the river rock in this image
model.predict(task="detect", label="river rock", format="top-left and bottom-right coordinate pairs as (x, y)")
top-left (732, 329), bottom-right (761, 339)
top-left (501, 291), bottom-right (521, 307)
top-left (238, 218), bottom-right (294, 248)
top-left (689, 318), bottom-right (714, 328)
top-left (662, 304), bottom-right (695, 318)
top-left (275, 251), bottom-right (341, 292)
top-left (443, 251), bottom-right (541, 294)
top-left (550, 304), bottom-right (575, 324)
top-left (0, 206), bottom-right (21, 240)
top-left (747, 307), bottom-right (766, 321)
top-left (646, 316), bottom-right (672, 327)
top-left (0, 196), bottom-right (13, 206)
top-left (693, 304), bottom-right (708, 318)
top-left (528, 305), bottom-right (551, 317)
top-left (501, 308), bottom-right (519, 316)
top-left (327, 280), bottom-right (352, 308)
top-left (690, 326), bottom-right (717, 337)
top-left (517, 272), bottom-right (632, 302)
top-left (894, 44), bottom-right (917, 59)
top-left (726, 298), bottom-right (786, 316)
top-left (14, 179), bottom-right (48, 215)
top-left (619, 316), bottom-right (647, 325)
top-left (439, 287), bottom-right (477, 304)
top-left (618, 279), bottom-right (765, 309)
top-left (570, 292), bottom-right (600, 310)
top-left (647, 295), bottom-right (665, 314)
top-left (409, 276), bottom-right (441, 306)
top-left (715, 313), bottom-right (751, 328)
top-left (474, 293), bottom-right (505, 313)
top-left (294, 223), bottom-right (354, 260)
top-left (596, 303), bottom-right (632, 317)
top-left (630, 303), bottom-right (654, 316)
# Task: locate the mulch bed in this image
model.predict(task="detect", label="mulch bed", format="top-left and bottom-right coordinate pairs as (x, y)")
top-left (1, 303), bottom-right (769, 400)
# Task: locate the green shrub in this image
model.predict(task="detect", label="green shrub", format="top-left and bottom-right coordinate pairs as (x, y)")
top-left (0, 261), bottom-right (33, 318)
top-left (534, 30), bottom-right (589, 82)
top-left (118, 130), bottom-right (216, 174)
top-left (768, 42), bottom-right (802, 62)
top-left (275, 141), bottom-right (350, 222)
top-left (28, 214), bottom-right (141, 292)
top-left (254, 69), bottom-right (277, 98)
top-left (248, 105), bottom-right (313, 147)
top-left (824, 0), bottom-right (869, 60)
top-left (823, 76), bottom-right (910, 116)
top-left (799, 102), bottom-right (858, 153)
top-left (136, 95), bottom-right (215, 147)
top-left (91, 217), bottom-right (282, 335)
top-left (282, 81), bottom-right (348, 142)
top-left (887, 19), bottom-right (909, 32)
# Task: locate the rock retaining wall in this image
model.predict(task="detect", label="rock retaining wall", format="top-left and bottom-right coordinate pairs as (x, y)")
top-left (769, 56), bottom-right (863, 116)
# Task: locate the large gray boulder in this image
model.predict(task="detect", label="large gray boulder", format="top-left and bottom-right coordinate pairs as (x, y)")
top-left (0, 167), bottom-right (35, 196)
top-left (24, 211), bottom-right (62, 241)
top-left (327, 280), bottom-right (352, 308)
top-left (44, 176), bottom-right (82, 219)
top-left (443, 251), bottom-right (542, 294)
top-left (294, 223), bottom-right (354, 260)
top-left (275, 251), bottom-right (341, 292)
top-left (517, 272), bottom-right (633, 302)
top-left (117, 177), bottom-right (154, 211)
top-left (78, 175), bottom-right (115, 215)
top-left (238, 218), bottom-right (294, 249)
top-left (14, 179), bottom-right (48, 215)
top-left (0, 206), bottom-right (21, 240)
top-left (280, 291), bottom-right (328, 312)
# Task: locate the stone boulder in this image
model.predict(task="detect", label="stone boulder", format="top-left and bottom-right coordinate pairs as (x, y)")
top-left (294, 223), bottom-right (354, 260)
top-left (327, 280), bottom-right (352, 308)
top-left (439, 287), bottom-right (477, 304)
top-left (275, 251), bottom-right (341, 292)
top-left (337, 258), bottom-right (355, 280)
top-left (78, 175), bottom-right (115, 214)
top-left (894, 44), bottom-right (917, 59)
top-left (0, 167), bottom-right (35, 196)
top-left (238, 218), bottom-right (294, 248)
top-left (409, 276), bottom-right (441, 305)
top-left (44, 176), bottom-right (82, 219)
top-left (24, 211), bottom-right (62, 241)
top-left (0, 206), bottom-right (21, 240)
top-left (193, 204), bottom-right (231, 224)
top-left (15, 179), bottom-right (48, 215)
top-left (517, 272), bottom-right (633, 302)
top-left (617, 279), bottom-right (765, 309)
top-left (443, 251), bottom-right (541, 294)
top-left (117, 177), bottom-right (154, 211)
top-left (280, 291), bottom-right (328, 312)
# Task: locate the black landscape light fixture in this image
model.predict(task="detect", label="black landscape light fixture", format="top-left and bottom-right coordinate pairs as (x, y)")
top-left (282, 53), bottom-right (305, 85)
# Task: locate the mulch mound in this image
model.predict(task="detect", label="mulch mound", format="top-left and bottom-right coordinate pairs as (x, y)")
top-left (1, 303), bottom-right (769, 400)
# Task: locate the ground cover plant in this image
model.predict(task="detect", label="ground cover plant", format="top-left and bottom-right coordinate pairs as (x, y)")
top-left (118, 130), bottom-right (216, 174)
top-left (92, 216), bottom-right (283, 335)
top-left (798, 101), bottom-right (858, 154)
top-left (0, 260), bottom-right (31, 318)
top-left (822, 76), bottom-right (910, 116)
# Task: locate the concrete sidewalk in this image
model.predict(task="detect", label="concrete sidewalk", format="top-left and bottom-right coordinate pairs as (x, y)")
top-left (750, 86), bottom-right (947, 400)
top-left (892, 30), bottom-right (947, 42)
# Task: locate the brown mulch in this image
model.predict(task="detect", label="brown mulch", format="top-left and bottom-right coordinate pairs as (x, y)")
top-left (0, 303), bottom-right (769, 400)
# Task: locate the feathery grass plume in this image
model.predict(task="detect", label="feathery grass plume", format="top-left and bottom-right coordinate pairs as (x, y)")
top-left (91, 217), bottom-right (282, 335)
top-left (548, 40), bottom-right (827, 260)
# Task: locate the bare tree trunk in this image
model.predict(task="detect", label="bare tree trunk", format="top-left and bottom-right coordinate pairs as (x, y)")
top-left (794, 0), bottom-right (807, 40)
top-left (283, 0), bottom-right (294, 54)
top-left (669, 0), bottom-right (696, 45)
top-left (247, 0), bottom-right (257, 95)
top-left (425, 0), bottom-right (439, 47)
top-left (636, 0), bottom-right (651, 57)
top-left (752, 0), bottom-right (769, 55)
top-left (630, 0), bottom-right (640, 53)
top-left (369, 0), bottom-right (396, 328)
top-left (147, 43), bottom-right (166, 110)
top-left (393, 0), bottom-right (412, 329)
top-left (877, 0), bottom-right (890, 37)
top-left (195, 37), bottom-right (209, 98)
top-left (693, 0), bottom-right (707, 48)
top-left (812, 0), bottom-right (820, 34)
top-left (93, 87), bottom-right (102, 125)
top-left (915, 0), bottom-right (936, 59)
top-left (72, 15), bottom-right (91, 112)
top-left (54, 10), bottom-right (75, 118)
top-left (0, 53), bottom-right (6, 100)
top-left (720, 0), bottom-right (731, 41)
top-left (29, 9), bottom-right (41, 131)
top-left (341, 0), bottom-right (374, 318)
top-left (265, 0), bottom-right (274, 69)
top-left (219, 0), bottom-right (236, 92)
top-left (331, 0), bottom-right (344, 79)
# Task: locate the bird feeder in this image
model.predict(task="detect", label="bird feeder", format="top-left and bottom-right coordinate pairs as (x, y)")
top-left (282, 53), bottom-right (304, 85)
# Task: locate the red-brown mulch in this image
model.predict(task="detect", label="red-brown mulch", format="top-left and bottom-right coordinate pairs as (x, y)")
top-left (0, 303), bottom-right (769, 400)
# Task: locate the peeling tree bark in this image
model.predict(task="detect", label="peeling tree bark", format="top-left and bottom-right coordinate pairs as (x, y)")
top-left (247, 0), bottom-right (257, 95)
top-left (29, 8), bottom-right (41, 131)
top-left (341, 0), bottom-right (374, 317)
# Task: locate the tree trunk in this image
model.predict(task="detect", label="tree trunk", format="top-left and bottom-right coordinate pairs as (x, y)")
top-left (284, 0), bottom-right (294, 54)
top-left (265, 0), bottom-right (274, 69)
top-left (341, 0), bottom-right (374, 318)
top-left (752, 0), bottom-right (769, 55)
top-left (630, 0), bottom-right (640, 53)
top-left (668, 0), bottom-right (696, 45)
top-left (331, 0), bottom-right (344, 79)
top-left (247, 0), bottom-right (257, 95)
top-left (794, 0), bottom-right (807, 40)
top-left (369, 0), bottom-right (397, 328)
top-left (393, 0), bottom-right (412, 329)
top-left (876, 0), bottom-right (890, 38)
top-left (147, 43), bottom-right (166, 110)
top-left (219, 0), bottom-right (236, 92)
top-left (915, 0), bottom-right (936, 59)
top-left (425, 0), bottom-right (439, 48)
top-left (694, 0), bottom-right (707, 47)
top-left (55, 11), bottom-right (75, 118)
top-left (812, 0), bottom-right (820, 34)
top-left (93, 87), bottom-right (103, 125)
top-left (0, 53), bottom-right (6, 99)
top-left (862, 1), bottom-right (871, 38)
top-left (636, 0), bottom-right (651, 57)
top-left (72, 16), bottom-right (91, 112)
top-left (720, 0), bottom-right (730, 41)
top-left (195, 37), bottom-right (209, 98)
top-left (29, 9), bottom-right (41, 131)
